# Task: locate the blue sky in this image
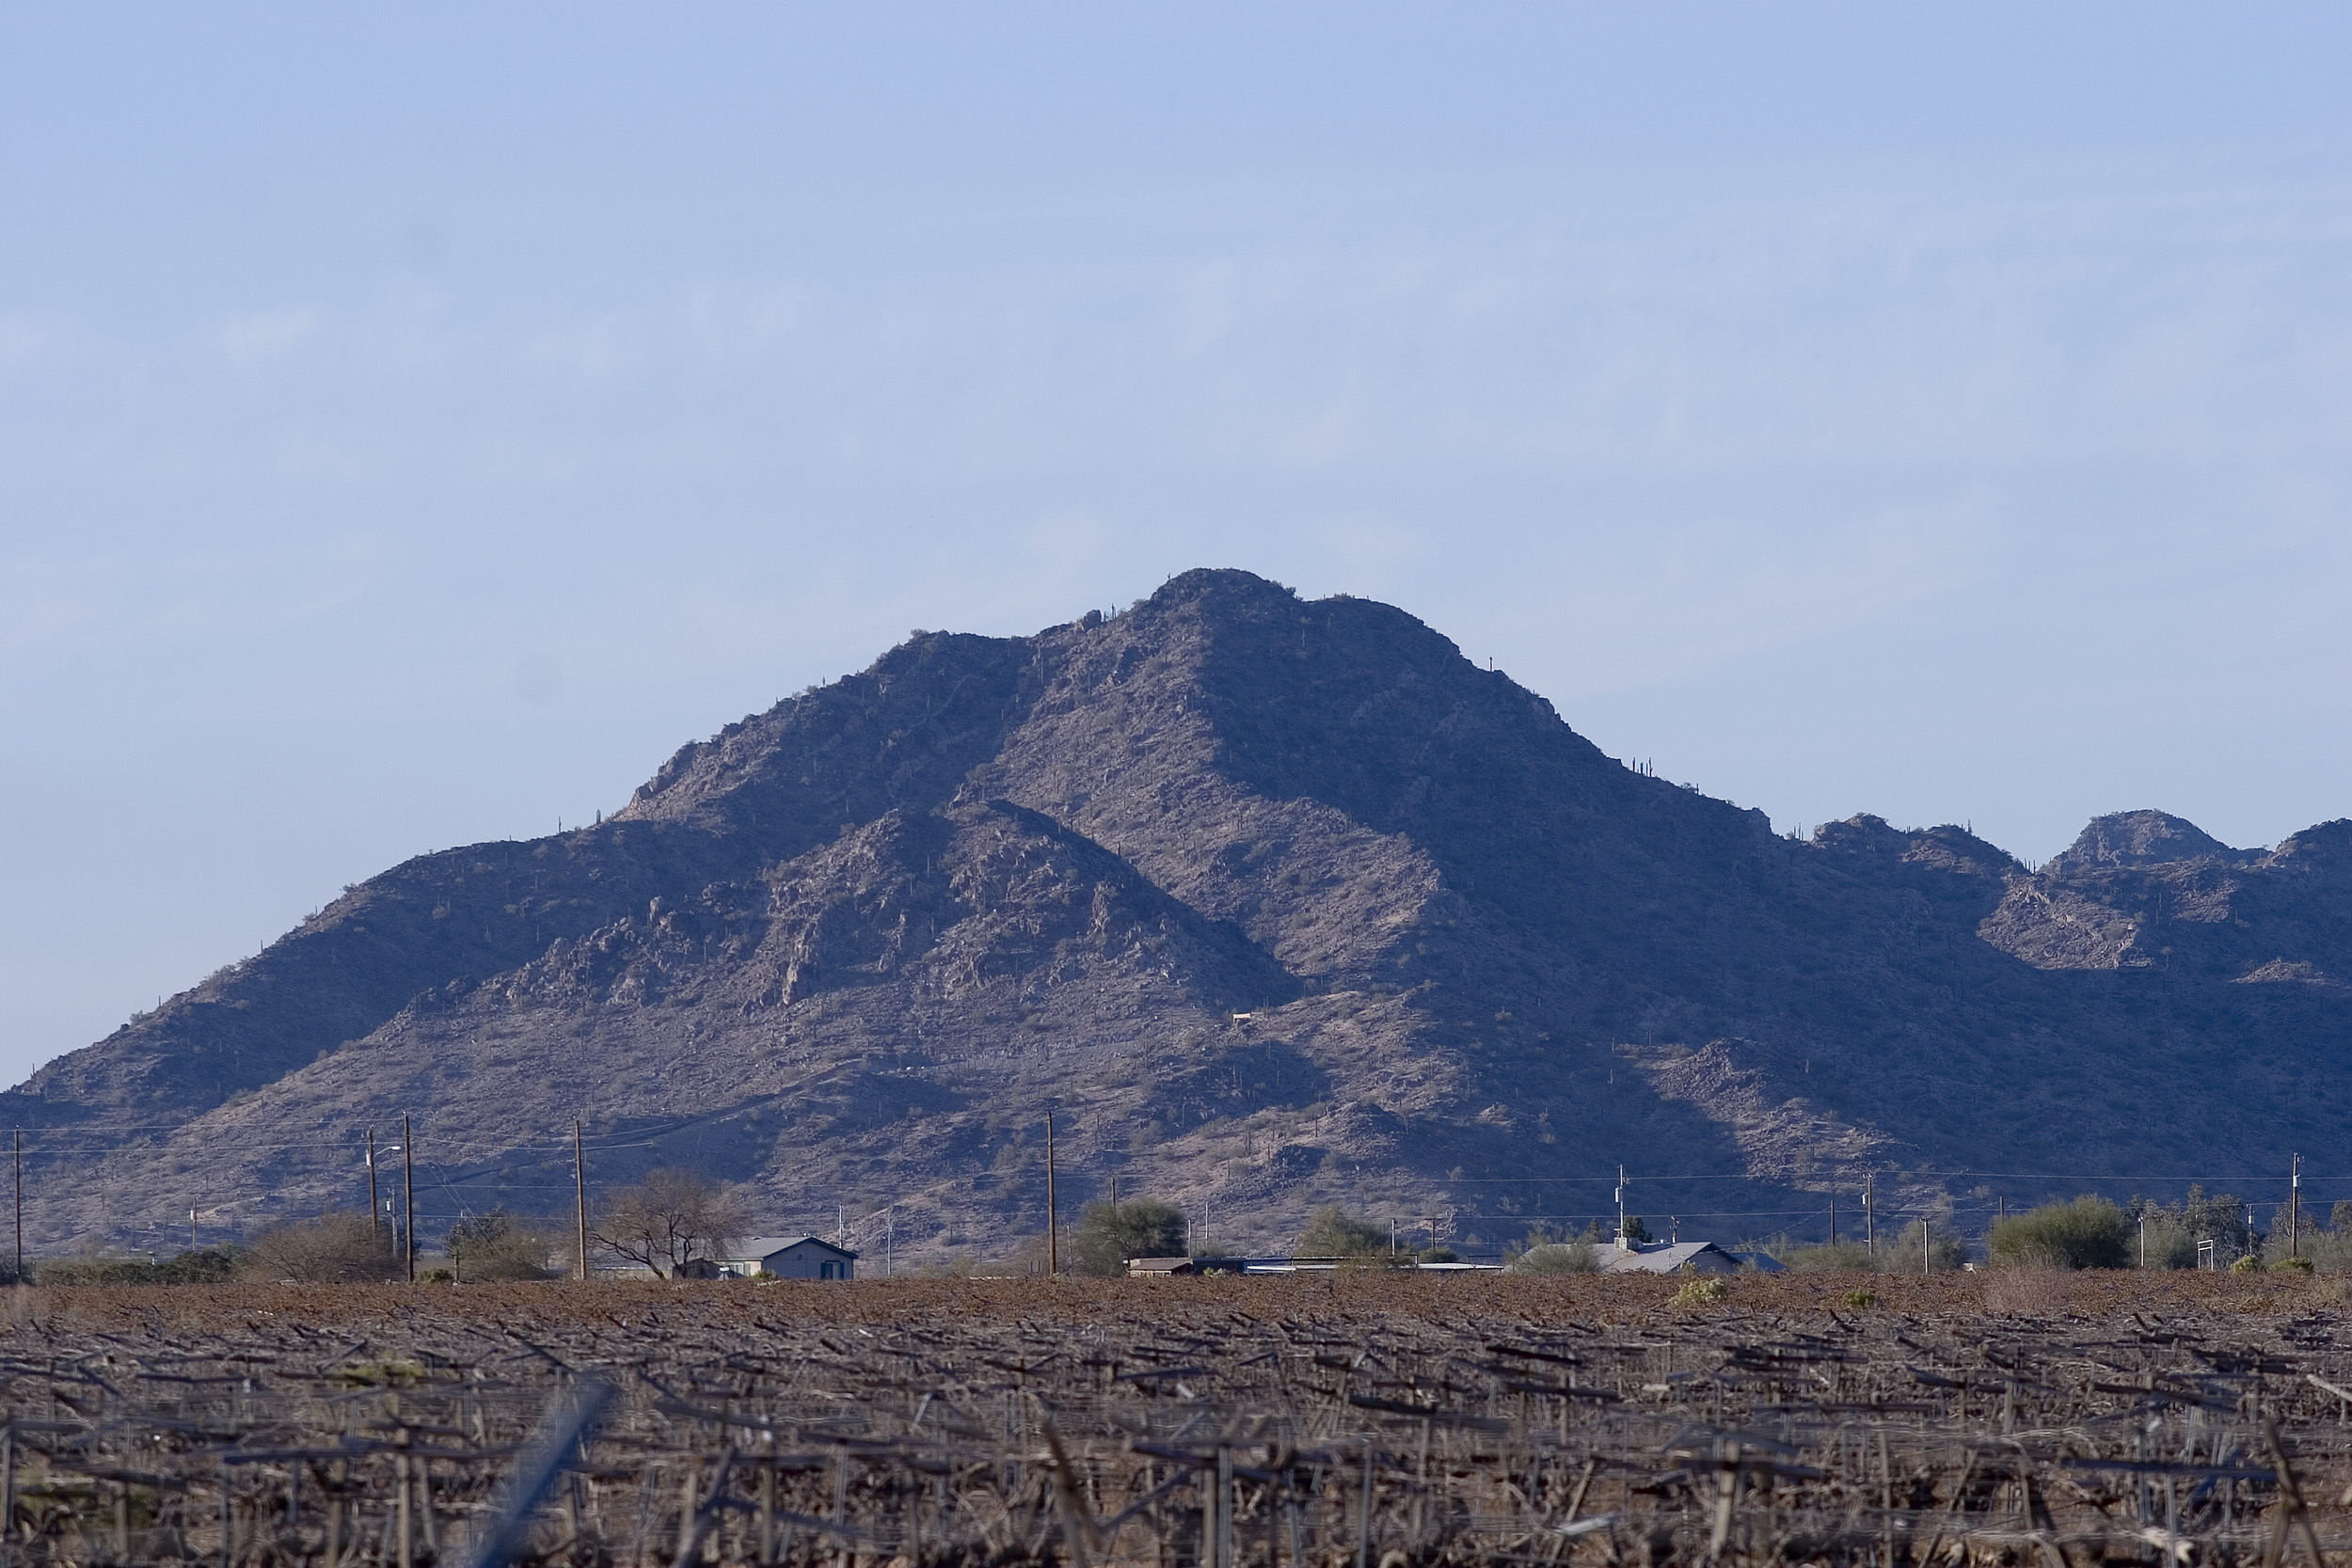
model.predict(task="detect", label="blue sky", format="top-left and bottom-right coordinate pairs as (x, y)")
top-left (4, 5), bottom-right (2349, 1083)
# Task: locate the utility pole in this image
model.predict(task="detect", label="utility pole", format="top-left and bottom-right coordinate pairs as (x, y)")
top-left (402, 1116), bottom-right (415, 1284)
top-left (366, 1131), bottom-right (380, 1245)
top-left (1615, 1165), bottom-right (1627, 1247)
top-left (1922, 1220), bottom-right (1931, 1277)
top-left (1865, 1174), bottom-right (1876, 1259)
top-left (1045, 1113), bottom-right (1057, 1276)
top-left (574, 1119), bottom-right (589, 1282)
top-left (12, 1129), bottom-right (21, 1283)
top-left (1829, 1193), bottom-right (1836, 1247)
top-left (2291, 1153), bottom-right (2301, 1259)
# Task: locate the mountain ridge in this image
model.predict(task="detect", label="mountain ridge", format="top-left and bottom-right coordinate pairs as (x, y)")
top-left (13, 568), bottom-right (2350, 1261)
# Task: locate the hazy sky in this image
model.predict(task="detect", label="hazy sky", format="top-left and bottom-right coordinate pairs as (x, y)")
top-left (5, 5), bottom-right (2349, 1085)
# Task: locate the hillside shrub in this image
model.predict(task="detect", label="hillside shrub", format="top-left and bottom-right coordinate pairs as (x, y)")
top-left (1989, 1196), bottom-right (2132, 1270)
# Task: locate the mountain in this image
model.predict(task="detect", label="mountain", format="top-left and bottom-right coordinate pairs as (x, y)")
top-left (12, 569), bottom-right (2351, 1263)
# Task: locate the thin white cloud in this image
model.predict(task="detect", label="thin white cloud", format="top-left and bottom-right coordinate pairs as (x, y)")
top-left (215, 308), bottom-right (322, 369)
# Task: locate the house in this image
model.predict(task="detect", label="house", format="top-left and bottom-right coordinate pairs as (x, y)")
top-left (1596, 1241), bottom-right (1782, 1275)
top-left (1126, 1256), bottom-right (1197, 1276)
top-left (722, 1236), bottom-right (860, 1279)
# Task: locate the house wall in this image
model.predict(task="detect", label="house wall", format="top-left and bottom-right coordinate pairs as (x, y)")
top-left (762, 1243), bottom-right (855, 1280)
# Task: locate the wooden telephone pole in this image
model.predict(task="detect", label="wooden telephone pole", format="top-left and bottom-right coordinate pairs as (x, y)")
top-left (402, 1116), bottom-right (415, 1284)
top-left (2291, 1152), bottom-right (2302, 1259)
top-left (1045, 1113), bottom-right (1057, 1276)
top-left (575, 1119), bottom-right (590, 1282)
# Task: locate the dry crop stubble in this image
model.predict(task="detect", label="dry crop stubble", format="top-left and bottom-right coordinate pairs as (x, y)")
top-left (0, 1272), bottom-right (2343, 1565)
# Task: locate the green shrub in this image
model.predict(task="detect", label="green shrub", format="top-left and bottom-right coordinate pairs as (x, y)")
top-left (1989, 1196), bottom-right (2132, 1270)
top-left (1511, 1242), bottom-right (1600, 1275)
top-left (1884, 1219), bottom-right (1971, 1273)
top-left (443, 1207), bottom-right (558, 1282)
top-left (34, 1245), bottom-right (242, 1288)
top-left (1069, 1196), bottom-right (1187, 1276)
top-left (1671, 1276), bottom-right (1730, 1306)
top-left (2272, 1256), bottom-right (2314, 1275)
top-left (1295, 1205), bottom-right (1393, 1260)
top-left (1840, 1290), bottom-right (1877, 1309)
top-left (2231, 1254), bottom-right (2260, 1273)
top-left (1778, 1241), bottom-right (1875, 1272)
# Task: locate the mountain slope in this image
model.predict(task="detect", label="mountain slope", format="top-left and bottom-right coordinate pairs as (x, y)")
top-left (12, 570), bottom-right (2350, 1262)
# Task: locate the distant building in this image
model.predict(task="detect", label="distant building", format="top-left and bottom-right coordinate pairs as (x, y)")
top-left (1126, 1256), bottom-right (1197, 1276)
top-left (722, 1236), bottom-right (859, 1279)
top-left (1596, 1241), bottom-right (1781, 1275)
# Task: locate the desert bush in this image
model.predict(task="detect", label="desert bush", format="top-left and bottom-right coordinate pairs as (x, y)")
top-left (1989, 1196), bottom-right (2131, 1270)
top-left (1777, 1241), bottom-right (1876, 1272)
top-left (1512, 1242), bottom-right (1600, 1275)
top-left (2273, 1255), bottom-right (2315, 1275)
top-left (443, 1207), bottom-right (558, 1281)
top-left (1069, 1196), bottom-right (1187, 1276)
top-left (2137, 1211), bottom-right (2201, 1269)
top-left (1295, 1206), bottom-right (1392, 1260)
top-left (2292, 1228), bottom-right (2352, 1274)
top-left (245, 1212), bottom-right (401, 1282)
top-left (1671, 1276), bottom-right (1730, 1305)
top-left (35, 1246), bottom-right (241, 1287)
top-left (1883, 1219), bottom-right (1971, 1272)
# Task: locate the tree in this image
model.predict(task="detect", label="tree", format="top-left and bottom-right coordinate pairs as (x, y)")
top-left (591, 1169), bottom-right (749, 1276)
top-left (245, 1211), bottom-right (401, 1282)
top-left (1989, 1196), bottom-right (2132, 1270)
top-left (1070, 1196), bottom-right (1186, 1276)
top-left (1618, 1216), bottom-right (1652, 1245)
top-left (444, 1207), bottom-right (557, 1282)
top-left (1295, 1205), bottom-right (1391, 1259)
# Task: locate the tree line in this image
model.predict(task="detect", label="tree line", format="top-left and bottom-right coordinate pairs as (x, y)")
top-left (20, 1179), bottom-right (2339, 1285)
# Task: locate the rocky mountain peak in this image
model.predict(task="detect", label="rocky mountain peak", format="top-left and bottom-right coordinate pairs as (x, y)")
top-left (8, 570), bottom-right (2350, 1265)
top-left (2046, 809), bottom-right (2245, 875)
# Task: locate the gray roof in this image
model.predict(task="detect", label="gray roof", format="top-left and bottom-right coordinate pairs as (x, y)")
top-left (1597, 1241), bottom-right (1780, 1274)
top-left (732, 1236), bottom-right (860, 1259)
